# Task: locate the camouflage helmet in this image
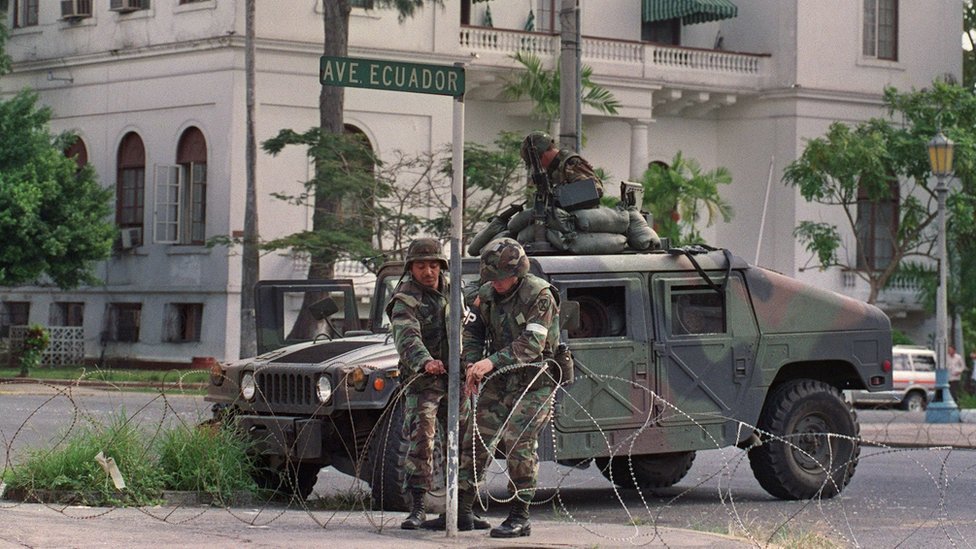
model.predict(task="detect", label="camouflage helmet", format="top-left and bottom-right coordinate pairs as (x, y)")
top-left (479, 237), bottom-right (529, 281)
top-left (404, 238), bottom-right (448, 273)
top-left (520, 131), bottom-right (555, 164)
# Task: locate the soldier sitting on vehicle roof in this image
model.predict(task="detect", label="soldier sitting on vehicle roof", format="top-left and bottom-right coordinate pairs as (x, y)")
top-left (520, 131), bottom-right (604, 199)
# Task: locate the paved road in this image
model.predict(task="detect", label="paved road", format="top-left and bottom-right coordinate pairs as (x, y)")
top-left (3, 384), bottom-right (976, 547)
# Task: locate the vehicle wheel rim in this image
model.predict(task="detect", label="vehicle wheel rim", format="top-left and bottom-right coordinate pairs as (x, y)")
top-left (791, 414), bottom-right (831, 472)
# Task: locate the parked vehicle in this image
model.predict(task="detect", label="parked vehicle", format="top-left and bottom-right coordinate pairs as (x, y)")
top-left (206, 248), bottom-right (893, 507)
top-left (846, 345), bottom-right (936, 412)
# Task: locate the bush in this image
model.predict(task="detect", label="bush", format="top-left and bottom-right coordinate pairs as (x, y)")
top-left (4, 415), bottom-right (259, 506)
top-left (18, 324), bottom-right (49, 376)
top-left (156, 422), bottom-right (258, 501)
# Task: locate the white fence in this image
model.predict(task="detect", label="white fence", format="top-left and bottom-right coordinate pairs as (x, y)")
top-left (8, 326), bottom-right (85, 368)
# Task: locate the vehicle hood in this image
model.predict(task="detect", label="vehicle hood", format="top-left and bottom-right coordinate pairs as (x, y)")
top-left (246, 333), bottom-right (399, 369)
top-left (747, 267), bottom-right (891, 334)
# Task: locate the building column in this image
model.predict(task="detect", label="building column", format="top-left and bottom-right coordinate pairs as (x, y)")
top-left (629, 119), bottom-right (651, 181)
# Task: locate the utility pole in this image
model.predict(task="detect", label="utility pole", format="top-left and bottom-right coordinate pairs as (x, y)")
top-left (558, 0), bottom-right (580, 151)
top-left (240, 0), bottom-right (259, 358)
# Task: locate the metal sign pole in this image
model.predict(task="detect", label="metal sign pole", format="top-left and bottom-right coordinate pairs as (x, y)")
top-left (445, 63), bottom-right (465, 538)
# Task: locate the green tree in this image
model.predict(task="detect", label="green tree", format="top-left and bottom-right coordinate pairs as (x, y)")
top-left (783, 82), bottom-right (976, 306)
top-left (0, 91), bottom-right (114, 288)
top-left (502, 51), bottom-right (621, 134)
top-left (639, 152), bottom-right (733, 246)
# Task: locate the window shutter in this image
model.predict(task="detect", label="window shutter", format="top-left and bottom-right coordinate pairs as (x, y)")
top-left (154, 165), bottom-right (182, 244)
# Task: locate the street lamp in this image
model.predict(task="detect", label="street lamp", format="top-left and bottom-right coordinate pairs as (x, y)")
top-left (925, 129), bottom-right (960, 424)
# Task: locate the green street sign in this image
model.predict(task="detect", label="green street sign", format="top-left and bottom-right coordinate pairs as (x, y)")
top-left (319, 56), bottom-right (465, 98)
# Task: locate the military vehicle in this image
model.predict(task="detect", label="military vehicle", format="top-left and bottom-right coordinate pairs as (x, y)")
top-left (205, 247), bottom-right (892, 508)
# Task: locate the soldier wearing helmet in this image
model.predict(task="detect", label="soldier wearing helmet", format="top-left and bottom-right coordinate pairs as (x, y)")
top-left (461, 237), bottom-right (561, 539)
top-left (385, 238), bottom-right (488, 532)
top-left (520, 130), bottom-right (604, 197)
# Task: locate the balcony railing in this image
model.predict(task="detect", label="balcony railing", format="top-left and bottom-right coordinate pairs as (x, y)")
top-left (459, 26), bottom-right (766, 77)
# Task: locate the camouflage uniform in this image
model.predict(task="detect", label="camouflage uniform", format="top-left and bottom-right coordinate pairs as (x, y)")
top-left (521, 130), bottom-right (604, 197)
top-left (386, 240), bottom-right (476, 500)
top-left (549, 149), bottom-right (604, 197)
top-left (460, 239), bottom-right (560, 507)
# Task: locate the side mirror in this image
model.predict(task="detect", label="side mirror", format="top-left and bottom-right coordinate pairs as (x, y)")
top-left (560, 300), bottom-right (580, 332)
top-left (308, 296), bottom-right (340, 320)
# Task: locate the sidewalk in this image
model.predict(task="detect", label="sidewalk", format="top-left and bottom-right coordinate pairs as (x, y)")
top-left (859, 409), bottom-right (976, 449)
top-left (0, 503), bottom-right (754, 548)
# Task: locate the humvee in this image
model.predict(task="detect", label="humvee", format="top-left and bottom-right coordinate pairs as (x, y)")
top-left (205, 248), bottom-right (892, 507)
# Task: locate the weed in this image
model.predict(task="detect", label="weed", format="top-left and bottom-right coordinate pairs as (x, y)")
top-left (156, 423), bottom-right (259, 503)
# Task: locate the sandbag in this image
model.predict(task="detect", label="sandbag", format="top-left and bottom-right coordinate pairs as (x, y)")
top-left (626, 209), bottom-right (661, 251)
top-left (516, 224), bottom-right (536, 244)
top-left (507, 208), bottom-right (535, 234)
top-left (467, 216), bottom-right (508, 256)
top-left (565, 232), bottom-right (627, 255)
top-left (547, 207), bottom-right (576, 234)
top-left (573, 206), bottom-right (630, 234)
top-left (546, 229), bottom-right (569, 251)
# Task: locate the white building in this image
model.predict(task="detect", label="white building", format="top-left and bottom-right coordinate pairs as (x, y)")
top-left (0, 0), bottom-right (960, 365)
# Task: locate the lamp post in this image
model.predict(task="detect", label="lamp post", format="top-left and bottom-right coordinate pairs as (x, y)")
top-left (925, 129), bottom-right (960, 424)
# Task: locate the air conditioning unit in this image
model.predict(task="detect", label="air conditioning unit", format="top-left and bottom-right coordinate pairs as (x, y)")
top-left (60, 0), bottom-right (93, 20)
top-left (110, 0), bottom-right (145, 13)
top-left (120, 227), bottom-right (143, 249)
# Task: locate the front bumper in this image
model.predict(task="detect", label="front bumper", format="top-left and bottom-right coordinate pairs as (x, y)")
top-left (237, 415), bottom-right (332, 461)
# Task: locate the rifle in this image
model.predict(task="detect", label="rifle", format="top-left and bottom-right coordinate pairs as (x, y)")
top-left (526, 142), bottom-right (556, 253)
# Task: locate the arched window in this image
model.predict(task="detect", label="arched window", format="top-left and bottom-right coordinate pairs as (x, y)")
top-left (117, 132), bottom-right (145, 246)
top-left (64, 137), bottom-right (88, 171)
top-left (154, 127), bottom-right (208, 245)
top-left (177, 127), bottom-right (207, 244)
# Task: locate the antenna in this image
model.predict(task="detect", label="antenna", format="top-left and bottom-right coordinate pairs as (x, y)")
top-left (755, 155), bottom-right (775, 265)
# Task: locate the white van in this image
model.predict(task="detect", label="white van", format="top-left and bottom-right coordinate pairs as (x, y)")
top-left (847, 345), bottom-right (937, 411)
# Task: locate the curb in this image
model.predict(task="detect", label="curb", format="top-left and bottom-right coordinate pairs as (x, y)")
top-left (0, 377), bottom-right (206, 391)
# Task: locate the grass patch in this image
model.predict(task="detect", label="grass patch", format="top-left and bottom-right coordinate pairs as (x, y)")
top-left (0, 367), bottom-right (209, 386)
top-left (4, 415), bottom-right (258, 506)
top-left (955, 393), bottom-right (976, 409)
top-left (157, 423), bottom-right (259, 502)
top-left (4, 414), bottom-right (166, 506)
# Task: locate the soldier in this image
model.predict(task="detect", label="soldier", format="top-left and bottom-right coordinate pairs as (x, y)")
top-left (461, 237), bottom-right (560, 539)
top-left (520, 130), bottom-right (604, 197)
top-left (385, 238), bottom-right (488, 532)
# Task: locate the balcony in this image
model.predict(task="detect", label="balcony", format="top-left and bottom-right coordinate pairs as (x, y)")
top-left (841, 270), bottom-right (926, 317)
top-left (458, 26), bottom-right (770, 114)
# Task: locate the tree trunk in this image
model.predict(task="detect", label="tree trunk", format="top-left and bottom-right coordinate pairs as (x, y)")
top-left (240, 0), bottom-right (259, 358)
top-left (284, 0), bottom-right (352, 341)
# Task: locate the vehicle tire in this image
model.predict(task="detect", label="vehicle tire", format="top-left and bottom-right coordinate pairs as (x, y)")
top-left (901, 391), bottom-right (926, 412)
top-left (595, 451), bottom-right (696, 491)
top-left (253, 460), bottom-right (320, 501)
top-left (367, 398), bottom-right (410, 511)
top-left (748, 379), bottom-right (859, 500)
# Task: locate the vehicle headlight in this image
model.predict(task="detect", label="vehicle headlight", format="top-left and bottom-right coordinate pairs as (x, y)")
top-left (316, 375), bottom-right (333, 403)
top-left (241, 372), bottom-right (256, 401)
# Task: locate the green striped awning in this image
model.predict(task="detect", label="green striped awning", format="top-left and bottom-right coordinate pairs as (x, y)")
top-left (642, 0), bottom-right (738, 25)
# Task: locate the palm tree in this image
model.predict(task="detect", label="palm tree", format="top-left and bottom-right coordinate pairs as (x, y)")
top-left (502, 51), bottom-right (620, 135)
top-left (641, 152), bottom-right (734, 246)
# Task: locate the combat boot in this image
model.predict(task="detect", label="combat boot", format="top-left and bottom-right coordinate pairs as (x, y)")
top-left (400, 489), bottom-right (426, 530)
top-left (457, 489), bottom-right (490, 531)
top-left (489, 498), bottom-right (531, 538)
top-left (419, 489), bottom-right (490, 531)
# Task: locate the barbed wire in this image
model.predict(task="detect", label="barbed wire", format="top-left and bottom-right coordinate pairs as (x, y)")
top-left (1, 372), bottom-right (976, 547)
